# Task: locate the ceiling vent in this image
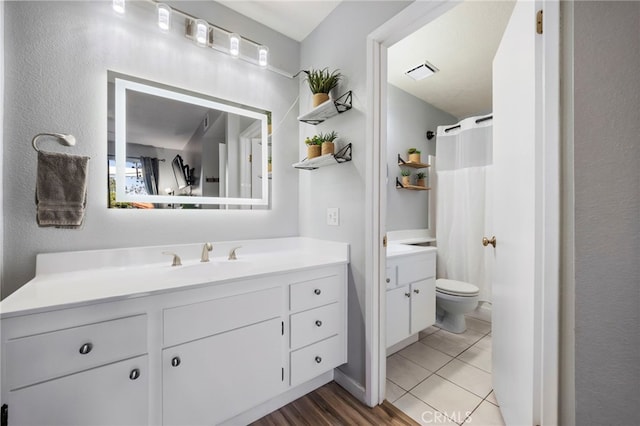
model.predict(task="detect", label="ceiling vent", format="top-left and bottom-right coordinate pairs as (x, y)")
top-left (405, 61), bottom-right (439, 81)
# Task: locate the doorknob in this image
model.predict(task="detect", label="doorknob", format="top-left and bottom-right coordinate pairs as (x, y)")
top-left (482, 236), bottom-right (496, 248)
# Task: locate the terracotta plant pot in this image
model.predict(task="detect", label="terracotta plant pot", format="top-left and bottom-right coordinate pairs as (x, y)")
top-left (321, 141), bottom-right (335, 156)
top-left (307, 145), bottom-right (321, 159)
top-left (312, 93), bottom-right (330, 107)
top-left (409, 153), bottom-right (421, 163)
top-left (417, 178), bottom-right (426, 187)
top-left (402, 176), bottom-right (411, 186)
top-left (268, 162), bottom-right (272, 173)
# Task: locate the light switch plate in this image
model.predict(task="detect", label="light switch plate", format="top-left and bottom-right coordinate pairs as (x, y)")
top-left (327, 207), bottom-right (340, 226)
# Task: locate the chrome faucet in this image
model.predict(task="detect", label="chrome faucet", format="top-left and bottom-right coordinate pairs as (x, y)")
top-left (162, 252), bottom-right (182, 267)
top-left (201, 242), bottom-right (213, 262)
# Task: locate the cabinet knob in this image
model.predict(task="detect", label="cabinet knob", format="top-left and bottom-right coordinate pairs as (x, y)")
top-left (413, 289), bottom-right (420, 294)
top-left (315, 320), bottom-right (323, 327)
top-left (315, 356), bottom-right (322, 364)
top-left (171, 356), bottom-right (181, 367)
top-left (129, 368), bottom-right (140, 380)
top-left (314, 289), bottom-right (321, 295)
top-left (79, 343), bottom-right (93, 355)
top-left (386, 278), bottom-right (391, 283)
top-left (404, 292), bottom-right (411, 298)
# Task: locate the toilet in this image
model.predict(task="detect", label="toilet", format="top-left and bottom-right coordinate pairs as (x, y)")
top-left (435, 278), bottom-right (480, 334)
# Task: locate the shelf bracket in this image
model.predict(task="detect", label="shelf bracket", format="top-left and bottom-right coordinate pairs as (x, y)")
top-left (395, 177), bottom-right (405, 189)
top-left (397, 154), bottom-right (407, 165)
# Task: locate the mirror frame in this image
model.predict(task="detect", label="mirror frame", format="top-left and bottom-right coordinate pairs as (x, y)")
top-left (112, 74), bottom-right (270, 206)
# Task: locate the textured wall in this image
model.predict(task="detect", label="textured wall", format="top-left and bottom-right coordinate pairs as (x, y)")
top-left (386, 84), bottom-right (456, 232)
top-left (299, 0), bottom-right (411, 388)
top-left (2, 1), bottom-right (300, 297)
top-left (574, 2), bottom-right (640, 423)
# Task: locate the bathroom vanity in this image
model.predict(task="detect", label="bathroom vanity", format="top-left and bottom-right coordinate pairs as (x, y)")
top-left (386, 244), bottom-right (437, 354)
top-left (0, 238), bottom-right (349, 425)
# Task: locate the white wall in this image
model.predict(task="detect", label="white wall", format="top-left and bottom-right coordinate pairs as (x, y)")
top-left (299, 0), bottom-right (411, 388)
top-left (386, 84), bottom-right (456, 232)
top-left (573, 2), bottom-right (640, 424)
top-left (2, 1), bottom-right (300, 297)
top-left (0, 0), bottom-right (4, 296)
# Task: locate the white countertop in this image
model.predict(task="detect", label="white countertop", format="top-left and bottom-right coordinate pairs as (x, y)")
top-left (386, 243), bottom-right (437, 259)
top-left (0, 238), bottom-right (349, 318)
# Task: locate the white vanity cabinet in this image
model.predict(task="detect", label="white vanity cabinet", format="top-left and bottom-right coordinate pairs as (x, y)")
top-left (162, 286), bottom-right (286, 425)
top-left (386, 248), bottom-right (436, 350)
top-left (0, 239), bottom-right (349, 426)
top-left (2, 314), bottom-right (149, 426)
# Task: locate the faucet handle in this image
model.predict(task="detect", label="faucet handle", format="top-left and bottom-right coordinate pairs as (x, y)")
top-left (162, 251), bottom-right (182, 267)
top-left (201, 242), bottom-right (213, 263)
top-left (228, 246), bottom-right (242, 260)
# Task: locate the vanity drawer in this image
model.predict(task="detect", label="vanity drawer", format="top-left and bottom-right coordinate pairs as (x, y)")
top-left (6, 314), bottom-right (147, 390)
top-left (163, 286), bottom-right (282, 347)
top-left (290, 275), bottom-right (341, 312)
top-left (290, 334), bottom-right (344, 386)
top-left (397, 252), bottom-right (436, 284)
top-left (290, 302), bottom-right (341, 350)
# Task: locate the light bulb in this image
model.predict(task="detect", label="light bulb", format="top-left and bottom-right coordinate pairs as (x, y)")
top-left (258, 45), bottom-right (269, 68)
top-left (229, 33), bottom-right (240, 57)
top-left (157, 4), bottom-right (171, 31)
top-left (113, 0), bottom-right (125, 14)
top-left (195, 20), bottom-right (208, 46)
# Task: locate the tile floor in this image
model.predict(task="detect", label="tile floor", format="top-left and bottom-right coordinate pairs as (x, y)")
top-left (386, 315), bottom-right (505, 425)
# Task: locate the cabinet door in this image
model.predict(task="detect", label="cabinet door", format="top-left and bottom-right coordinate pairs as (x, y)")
top-left (7, 355), bottom-right (148, 426)
top-left (410, 278), bottom-right (436, 335)
top-left (162, 317), bottom-right (284, 426)
top-left (386, 286), bottom-right (411, 348)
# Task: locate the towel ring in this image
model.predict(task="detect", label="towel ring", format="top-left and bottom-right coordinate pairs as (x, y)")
top-left (32, 133), bottom-right (77, 153)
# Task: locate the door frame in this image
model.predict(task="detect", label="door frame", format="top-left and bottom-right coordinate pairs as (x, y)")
top-left (363, 1), bottom-right (559, 424)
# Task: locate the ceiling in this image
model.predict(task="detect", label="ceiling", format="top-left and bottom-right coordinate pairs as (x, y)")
top-left (217, 0), bottom-right (342, 42)
top-left (388, 1), bottom-right (515, 119)
top-left (216, 1), bottom-right (515, 120)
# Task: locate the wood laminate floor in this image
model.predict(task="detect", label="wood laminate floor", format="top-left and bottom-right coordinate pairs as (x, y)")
top-left (251, 381), bottom-right (418, 426)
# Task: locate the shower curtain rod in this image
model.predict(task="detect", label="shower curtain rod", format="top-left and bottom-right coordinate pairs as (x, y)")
top-left (442, 115), bottom-right (493, 134)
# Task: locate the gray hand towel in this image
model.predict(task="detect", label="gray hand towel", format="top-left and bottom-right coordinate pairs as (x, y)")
top-left (36, 151), bottom-right (90, 228)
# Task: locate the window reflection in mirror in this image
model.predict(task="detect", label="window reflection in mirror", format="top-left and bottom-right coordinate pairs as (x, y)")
top-left (107, 71), bottom-right (270, 209)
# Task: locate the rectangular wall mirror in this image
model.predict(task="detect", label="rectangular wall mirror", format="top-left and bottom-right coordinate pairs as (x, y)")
top-left (107, 71), bottom-right (270, 209)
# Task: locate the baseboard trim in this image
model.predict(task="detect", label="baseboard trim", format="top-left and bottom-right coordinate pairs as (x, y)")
top-left (220, 371), bottom-right (334, 425)
top-left (333, 367), bottom-right (367, 405)
top-left (386, 334), bottom-right (419, 356)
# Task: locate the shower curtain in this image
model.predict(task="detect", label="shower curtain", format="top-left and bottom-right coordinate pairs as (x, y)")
top-left (435, 115), bottom-right (493, 303)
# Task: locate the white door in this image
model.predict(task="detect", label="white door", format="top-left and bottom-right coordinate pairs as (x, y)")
top-left (410, 278), bottom-right (436, 335)
top-left (163, 318), bottom-right (284, 425)
top-left (386, 286), bottom-right (410, 348)
top-left (491, 1), bottom-right (558, 424)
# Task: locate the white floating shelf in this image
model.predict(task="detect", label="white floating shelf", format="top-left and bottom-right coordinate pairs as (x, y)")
top-left (297, 91), bottom-right (353, 125)
top-left (292, 143), bottom-right (352, 170)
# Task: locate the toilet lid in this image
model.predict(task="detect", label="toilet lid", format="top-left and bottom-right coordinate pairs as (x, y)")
top-left (436, 279), bottom-right (479, 296)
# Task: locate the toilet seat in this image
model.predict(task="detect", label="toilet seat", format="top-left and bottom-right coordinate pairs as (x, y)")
top-left (436, 279), bottom-right (479, 297)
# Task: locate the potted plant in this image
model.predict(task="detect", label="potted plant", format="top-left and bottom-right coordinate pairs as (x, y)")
top-left (268, 156), bottom-right (272, 173)
top-left (408, 148), bottom-right (421, 164)
top-left (304, 68), bottom-right (342, 107)
top-left (401, 169), bottom-right (411, 186)
top-left (305, 135), bottom-right (322, 159)
top-left (320, 131), bottom-right (338, 156)
top-left (416, 171), bottom-right (427, 187)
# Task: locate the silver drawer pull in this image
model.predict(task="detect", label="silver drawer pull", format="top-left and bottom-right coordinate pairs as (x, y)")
top-left (405, 292), bottom-right (411, 298)
top-left (413, 289), bottom-right (420, 294)
top-left (79, 343), bottom-right (93, 355)
top-left (129, 368), bottom-right (140, 380)
top-left (315, 356), bottom-right (322, 364)
top-left (315, 320), bottom-right (323, 327)
top-left (171, 356), bottom-right (181, 367)
top-left (386, 278), bottom-right (391, 283)
top-left (314, 289), bottom-right (321, 295)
